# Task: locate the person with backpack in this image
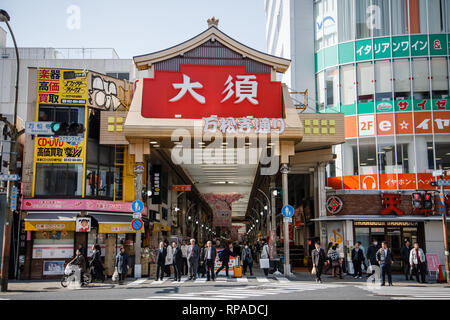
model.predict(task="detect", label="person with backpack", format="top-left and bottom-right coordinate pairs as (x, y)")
top-left (328, 244), bottom-right (343, 280)
top-left (241, 244), bottom-right (254, 276)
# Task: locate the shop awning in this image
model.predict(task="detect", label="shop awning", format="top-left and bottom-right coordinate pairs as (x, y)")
top-left (88, 213), bottom-right (144, 233)
top-left (311, 215), bottom-right (444, 222)
top-left (24, 211), bottom-right (79, 231)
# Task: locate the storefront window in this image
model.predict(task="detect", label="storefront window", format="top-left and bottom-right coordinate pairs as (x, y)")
top-left (357, 62), bottom-right (374, 102)
top-left (412, 58), bottom-right (430, 100)
top-left (394, 59), bottom-right (411, 100)
top-left (340, 64), bottom-right (356, 106)
top-left (317, 71), bottom-right (325, 111)
top-left (35, 163), bottom-right (83, 197)
top-left (338, 0), bottom-right (355, 42)
top-left (325, 67), bottom-right (339, 108)
top-left (409, 0), bottom-right (428, 34)
top-left (391, 0), bottom-right (409, 35)
top-left (428, 0), bottom-right (446, 33)
top-left (359, 137), bottom-right (377, 174)
top-left (375, 60), bottom-right (393, 101)
top-left (431, 57), bottom-right (449, 99)
top-left (372, 0), bottom-right (391, 37)
top-left (356, 0), bottom-right (372, 39)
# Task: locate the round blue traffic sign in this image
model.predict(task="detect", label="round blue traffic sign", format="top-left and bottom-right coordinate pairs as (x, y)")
top-left (131, 218), bottom-right (143, 231)
top-left (282, 205), bottom-right (294, 218)
top-left (131, 200), bottom-right (144, 213)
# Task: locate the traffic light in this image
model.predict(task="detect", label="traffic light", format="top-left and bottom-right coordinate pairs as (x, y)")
top-left (423, 193), bottom-right (433, 210)
top-left (412, 192), bottom-right (422, 209)
top-left (50, 122), bottom-right (84, 136)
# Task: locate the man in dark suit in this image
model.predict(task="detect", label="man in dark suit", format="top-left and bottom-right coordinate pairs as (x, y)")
top-left (400, 240), bottom-right (413, 280)
top-left (187, 239), bottom-right (199, 280)
top-left (311, 242), bottom-right (326, 283)
top-left (155, 241), bottom-right (167, 281)
top-left (366, 240), bottom-right (380, 277)
top-left (203, 240), bottom-right (217, 281)
top-left (352, 241), bottom-right (365, 278)
top-left (215, 243), bottom-right (236, 278)
top-left (376, 241), bottom-right (394, 286)
top-left (172, 241), bottom-right (183, 282)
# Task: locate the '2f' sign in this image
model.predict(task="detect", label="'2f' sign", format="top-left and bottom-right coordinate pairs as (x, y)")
top-left (67, 5), bottom-right (81, 30)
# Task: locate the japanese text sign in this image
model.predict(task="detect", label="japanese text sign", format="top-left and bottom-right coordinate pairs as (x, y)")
top-left (142, 65), bottom-right (282, 119)
top-left (34, 136), bottom-right (85, 163)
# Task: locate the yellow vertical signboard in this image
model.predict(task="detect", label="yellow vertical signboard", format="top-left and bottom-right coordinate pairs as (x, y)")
top-left (32, 68), bottom-right (89, 197)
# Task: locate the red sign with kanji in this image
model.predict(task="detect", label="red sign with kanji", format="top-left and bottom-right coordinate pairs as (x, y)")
top-left (381, 194), bottom-right (405, 215)
top-left (141, 64), bottom-right (282, 119)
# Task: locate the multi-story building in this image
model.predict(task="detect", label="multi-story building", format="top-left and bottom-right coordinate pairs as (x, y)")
top-left (265, 0), bottom-right (450, 271)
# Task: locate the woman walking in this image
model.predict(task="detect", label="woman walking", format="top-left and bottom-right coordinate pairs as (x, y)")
top-left (242, 244), bottom-right (254, 276)
top-left (89, 244), bottom-right (105, 282)
top-left (115, 245), bottom-right (129, 285)
top-left (328, 244), bottom-right (343, 280)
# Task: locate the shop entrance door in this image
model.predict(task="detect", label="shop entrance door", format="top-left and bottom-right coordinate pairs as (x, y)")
top-left (386, 228), bottom-right (401, 271)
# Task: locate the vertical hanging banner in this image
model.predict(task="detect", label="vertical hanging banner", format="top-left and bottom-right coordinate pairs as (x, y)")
top-left (151, 165), bottom-right (162, 205)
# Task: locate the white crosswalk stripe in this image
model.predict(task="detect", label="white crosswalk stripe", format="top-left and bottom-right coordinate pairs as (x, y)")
top-left (362, 285), bottom-right (450, 300)
top-left (126, 281), bottom-right (343, 300)
top-left (127, 278), bottom-right (149, 286)
top-left (274, 276), bottom-right (290, 283)
top-left (236, 277), bottom-right (248, 282)
top-left (256, 277), bottom-right (270, 282)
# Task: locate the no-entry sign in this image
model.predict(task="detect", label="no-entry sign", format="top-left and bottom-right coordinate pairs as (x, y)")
top-left (131, 218), bottom-right (143, 232)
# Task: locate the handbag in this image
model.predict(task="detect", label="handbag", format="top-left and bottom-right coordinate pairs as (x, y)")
top-left (260, 258), bottom-right (270, 269)
top-left (112, 267), bottom-right (119, 281)
top-left (311, 266), bottom-right (316, 275)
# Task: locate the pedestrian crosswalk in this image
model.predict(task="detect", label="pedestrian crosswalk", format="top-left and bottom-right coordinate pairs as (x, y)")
top-left (125, 281), bottom-right (343, 300)
top-left (362, 285), bottom-right (450, 300)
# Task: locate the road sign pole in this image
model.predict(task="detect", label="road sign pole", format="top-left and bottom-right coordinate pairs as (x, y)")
top-left (281, 165), bottom-right (290, 277)
top-left (438, 167), bottom-right (450, 284)
top-left (133, 164), bottom-right (145, 279)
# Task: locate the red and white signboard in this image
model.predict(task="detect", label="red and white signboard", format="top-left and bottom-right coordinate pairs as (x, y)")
top-left (142, 65), bottom-right (282, 119)
top-left (172, 185), bottom-right (192, 191)
top-left (426, 253), bottom-right (440, 272)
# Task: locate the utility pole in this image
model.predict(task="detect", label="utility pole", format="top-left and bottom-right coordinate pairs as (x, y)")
top-left (0, 9), bottom-right (21, 292)
top-left (280, 163), bottom-right (291, 276)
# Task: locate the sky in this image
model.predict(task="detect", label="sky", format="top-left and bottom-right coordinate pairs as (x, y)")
top-left (1, 0), bottom-right (268, 59)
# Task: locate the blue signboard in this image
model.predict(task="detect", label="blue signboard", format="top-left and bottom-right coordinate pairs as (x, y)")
top-left (282, 205), bottom-right (294, 218)
top-left (131, 200), bottom-right (144, 213)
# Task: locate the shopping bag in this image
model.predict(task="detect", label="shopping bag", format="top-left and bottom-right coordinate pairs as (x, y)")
top-left (260, 258), bottom-right (270, 269)
top-left (112, 267), bottom-right (119, 282)
top-left (311, 266), bottom-right (316, 275)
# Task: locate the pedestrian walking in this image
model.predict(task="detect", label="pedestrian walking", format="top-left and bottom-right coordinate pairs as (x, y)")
top-left (155, 241), bottom-right (167, 281)
top-left (260, 239), bottom-right (270, 277)
top-left (198, 242), bottom-right (206, 278)
top-left (215, 242), bottom-right (236, 278)
top-left (180, 240), bottom-right (188, 276)
top-left (71, 248), bottom-right (87, 285)
top-left (187, 239), bottom-right (199, 280)
top-left (367, 240), bottom-right (380, 277)
top-left (172, 241), bottom-right (183, 282)
top-left (115, 246), bottom-right (129, 285)
top-left (164, 241), bottom-right (173, 278)
top-left (376, 241), bottom-right (394, 286)
top-left (328, 244), bottom-right (343, 280)
top-left (255, 241), bottom-right (261, 264)
top-left (401, 240), bottom-right (414, 280)
top-left (351, 241), bottom-right (365, 278)
top-left (409, 242), bottom-right (427, 284)
top-left (89, 244), bottom-right (105, 282)
top-left (312, 242), bottom-right (326, 283)
top-left (324, 242), bottom-right (333, 274)
top-left (203, 240), bottom-right (217, 281)
top-left (242, 244), bottom-right (254, 276)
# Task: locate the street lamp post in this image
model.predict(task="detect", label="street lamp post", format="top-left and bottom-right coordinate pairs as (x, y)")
top-left (0, 9), bottom-right (21, 292)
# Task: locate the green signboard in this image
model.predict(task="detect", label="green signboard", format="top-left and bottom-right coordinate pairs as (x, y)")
top-left (356, 39), bottom-right (373, 61)
top-left (373, 37), bottom-right (391, 59)
top-left (394, 99), bottom-right (413, 112)
top-left (411, 35), bottom-right (429, 56)
top-left (413, 98), bottom-right (432, 111)
top-left (375, 100), bottom-right (394, 113)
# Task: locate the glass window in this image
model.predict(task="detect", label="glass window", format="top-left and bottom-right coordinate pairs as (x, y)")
top-left (447, 0), bottom-right (450, 31)
top-left (359, 137), bottom-right (377, 174)
top-left (37, 106), bottom-right (85, 137)
top-left (322, 0), bottom-right (338, 47)
top-left (412, 58), bottom-right (430, 99)
top-left (325, 67), bottom-right (339, 108)
top-left (338, 0), bottom-right (355, 41)
top-left (314, 0), bottom-right (324, 50)
top-left (396, 136), bottom-right (414, 173)
top-left (378, 137), bottom-right (396, 174)
top-left (392, 0), bottom-right (409, 35)
top-left (393, 59), bottom-right (411, 100)
top-left (317, 71), bottom-right (325, 111)
top-left (375, 60), bottom-right (393, 101)
top-left (428, 0), bottom-right (446, 33)
top-left (356, 0), bottom-right (372, 39)
top-left (396, 143), bottom-right (410, 173)
top-left (357, 62), bottom-right (374, 102)
top-left (114, 166), bottom-right (123, 201)
top-left (99, 146), bottom-right (112, 166)
top-left (372, 0), bottom-right (391, 36)
top-left (343, 140), bottom-right (359, 175)
top-left (416, 136), bottom-right (433, 172)
top-left (35, 163), bottom-right (83, 197)
top-left (430, 140), bottom-right (450, 170)
top-left (409, 0), bottom-right (428, 34)
top-left (431, 57), bottom-right (449, 99)
top-left (340, 64), bottom-right (356, 105)
top-left (85, 165), bottom-right (98, 197)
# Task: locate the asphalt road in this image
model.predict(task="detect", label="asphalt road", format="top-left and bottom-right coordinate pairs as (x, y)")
top-left (1, 274), bottom-right (449, 300)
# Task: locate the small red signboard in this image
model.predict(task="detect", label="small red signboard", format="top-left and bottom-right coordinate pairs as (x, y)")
top-left (172, 185), bottom-right (192, 191)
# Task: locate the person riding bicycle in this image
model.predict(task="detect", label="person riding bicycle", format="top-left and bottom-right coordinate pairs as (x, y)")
top-left (71, 249), bottom-right (87, 285)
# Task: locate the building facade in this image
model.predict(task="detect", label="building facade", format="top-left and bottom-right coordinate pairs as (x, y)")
top-left (265, 0), bottom-right (450, 271)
